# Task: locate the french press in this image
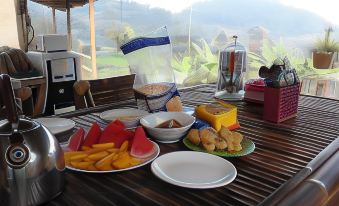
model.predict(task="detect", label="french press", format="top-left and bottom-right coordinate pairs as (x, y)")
top-left (215, 36), bottom-right (247, 100)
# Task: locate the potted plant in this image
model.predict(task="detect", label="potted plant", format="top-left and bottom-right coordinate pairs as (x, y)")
top-left (313, 27), bottom-right (339, 69)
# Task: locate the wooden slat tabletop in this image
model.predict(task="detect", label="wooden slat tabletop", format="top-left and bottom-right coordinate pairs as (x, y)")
top-left (46, 84), bottom-right (338, 206)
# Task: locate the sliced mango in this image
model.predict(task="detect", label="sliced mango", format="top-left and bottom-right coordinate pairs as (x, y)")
top-left (70, 154), bottom-right (88, 161)
top-left (95, 153), bottom-right (115, 170)
top-left (107, 148), bottom-right (120, 153)
top-left (92, 142), bottom-right (115, 150)
top-left (119, 141), bottom-right (129, 152)
top-left (88, 151), bottom-right (109, 161)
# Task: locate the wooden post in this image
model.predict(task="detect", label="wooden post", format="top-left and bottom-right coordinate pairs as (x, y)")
top-left (66, 0), bottom-right (72, 50)
top-left (89, 0), bottom-right (97, 79)
top-left (52, 8), bottom-right (57, 34)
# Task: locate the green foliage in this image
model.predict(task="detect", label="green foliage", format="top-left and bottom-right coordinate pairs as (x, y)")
top-left (172, 38), bottom-right (218, 86)
top-left (105, 23), bottom-right (135, 50)
top-left (248, 39), bottom-right (315, 78)
top-left (315, 27), bottom-right (339, 53)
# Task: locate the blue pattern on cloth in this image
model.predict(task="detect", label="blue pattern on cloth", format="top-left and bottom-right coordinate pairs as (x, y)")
top-left (120, 37), bottom-right (170, 55)
top-left (191, 119), bottom-right (211, 130)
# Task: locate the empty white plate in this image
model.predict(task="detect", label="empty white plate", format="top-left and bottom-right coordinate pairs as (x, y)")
top-left (100, 108), bottom-right (149, 128)
top-left (35, 118), bottom-right (76, 135)
top-left (151, 151), bottom-right (237, 189)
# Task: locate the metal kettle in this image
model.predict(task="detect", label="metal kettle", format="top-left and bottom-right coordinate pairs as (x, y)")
top-left (0, 74), bottom-right (65, 206)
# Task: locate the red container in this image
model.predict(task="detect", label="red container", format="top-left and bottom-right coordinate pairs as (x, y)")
top-left (264, 83), bottom-right (300, 123)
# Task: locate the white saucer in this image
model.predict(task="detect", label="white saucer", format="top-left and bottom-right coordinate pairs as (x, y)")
top-left (151, 151), bottom-right (237, 189)
top-left (35, 118), bottom-right (76, 135)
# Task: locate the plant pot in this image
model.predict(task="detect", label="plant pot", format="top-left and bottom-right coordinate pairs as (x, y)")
top-left (313, 52), bottom-right (335, 69)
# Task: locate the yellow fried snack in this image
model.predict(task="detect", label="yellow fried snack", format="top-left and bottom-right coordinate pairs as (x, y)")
top-left (166, 96), bottom-right (183, 112)
top-left (87, 151), bottom-right (109, 161)
top-left (92, 142), bottom-right (115, 150)
top-left (187, 129), bottom-right (200, 145)
top-left (214, 138), bottom-right (227, 150)
top-left (200, 128), bottom-right (217, 144)
top-left (225, 135), bottom-right (234, 151)
top-left (218, 126), bottom-right (235, 151)
top-left (218, 126), bottom-right (232, 141)
top-left (232, 132), bottom-right (243, 152)
top-left (202, 142), bottom-right (215, 152)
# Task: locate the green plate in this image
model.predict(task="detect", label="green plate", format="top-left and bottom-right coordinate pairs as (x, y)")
top-left (183, 136), bottom-right (255, 157)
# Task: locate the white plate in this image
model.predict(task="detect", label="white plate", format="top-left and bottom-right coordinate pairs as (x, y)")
top-left (151, 151), bottom-right (237, 189)
top-left (65, 141), bottom-right (160, 173)
top-left (35, 118), bottom-right (75, 135)
top-left (100, 109), bottom-right (149, 128)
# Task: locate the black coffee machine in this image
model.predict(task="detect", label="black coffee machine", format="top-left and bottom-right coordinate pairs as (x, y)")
top-left (44, 57), bottom-right (77, 115)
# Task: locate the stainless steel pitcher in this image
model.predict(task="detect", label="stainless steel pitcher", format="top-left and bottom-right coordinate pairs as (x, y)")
top-left (0, 74), bottom-right (65, 206)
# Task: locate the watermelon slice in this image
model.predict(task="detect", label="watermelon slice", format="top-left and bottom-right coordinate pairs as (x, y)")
top-left (99, 120), bottom-right (125, 143)
top-left (112, 119), bottom-right (125, 127)
top-left (82, 122), bottom-right (102, 147)
top-left (130, 127), bottom-right (156, 159)
top-left (100, 130), bottom-right (134, 147)
top-left (68, 128), bottom-right (85, 151)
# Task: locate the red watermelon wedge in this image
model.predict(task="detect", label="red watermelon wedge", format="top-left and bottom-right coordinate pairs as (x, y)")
top-left (130, 127), bottom-right (156, 159)
top-left (82, 122), bottom-right (102, 147)
top-left (68, 128), bottom-right (85, 151)
top-left (99, 120), bottom-right (125, 143)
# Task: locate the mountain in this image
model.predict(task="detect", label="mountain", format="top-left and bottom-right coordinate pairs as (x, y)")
top-left (28, 0), bottom-right (332, 48)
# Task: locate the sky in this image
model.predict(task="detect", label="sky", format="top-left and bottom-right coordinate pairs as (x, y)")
top-left (131, 0), bottom-right (339, 25)
top-left (281, 0), bottom-right (339, 25)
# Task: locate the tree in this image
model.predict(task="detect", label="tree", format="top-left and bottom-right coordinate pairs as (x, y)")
top-left (105, 22), bottom-right (135, 52)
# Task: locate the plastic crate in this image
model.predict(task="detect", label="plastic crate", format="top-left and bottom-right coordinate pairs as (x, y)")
top-left (263, 83), bottom-right (300, 123)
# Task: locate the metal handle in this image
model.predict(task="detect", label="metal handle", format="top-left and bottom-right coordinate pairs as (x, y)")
top-left (0, 74), bottom-right (19, 126)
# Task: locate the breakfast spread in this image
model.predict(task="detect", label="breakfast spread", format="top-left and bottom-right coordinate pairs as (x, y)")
top-left (187, 126), bottom-right (244, 152)
top-left (64, 120), bottom-right (157, 171)
top-left (195, 101), bottom-right (239, 131)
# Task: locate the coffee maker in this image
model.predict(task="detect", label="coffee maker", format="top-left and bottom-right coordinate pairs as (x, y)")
top-left (215, 36), bottom-right (247, 100)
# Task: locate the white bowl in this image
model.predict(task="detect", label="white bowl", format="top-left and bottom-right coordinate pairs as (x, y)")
top-left (140, 112), bottom-right (195, 143)
top-left (100, 109), bottom-right (149, 128)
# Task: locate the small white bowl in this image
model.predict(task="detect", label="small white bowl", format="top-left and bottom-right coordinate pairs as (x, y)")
top-left (100, 109), bottom-right (149, 128)
top-left (140, 112), bottom-right (195, 143)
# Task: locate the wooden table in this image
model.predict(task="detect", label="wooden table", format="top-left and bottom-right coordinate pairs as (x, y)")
top-left (47, 85), bottom-right (338, 206)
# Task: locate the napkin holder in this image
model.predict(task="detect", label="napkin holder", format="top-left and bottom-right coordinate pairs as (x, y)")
top-left (263, 83), bottom-right (300, 123)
